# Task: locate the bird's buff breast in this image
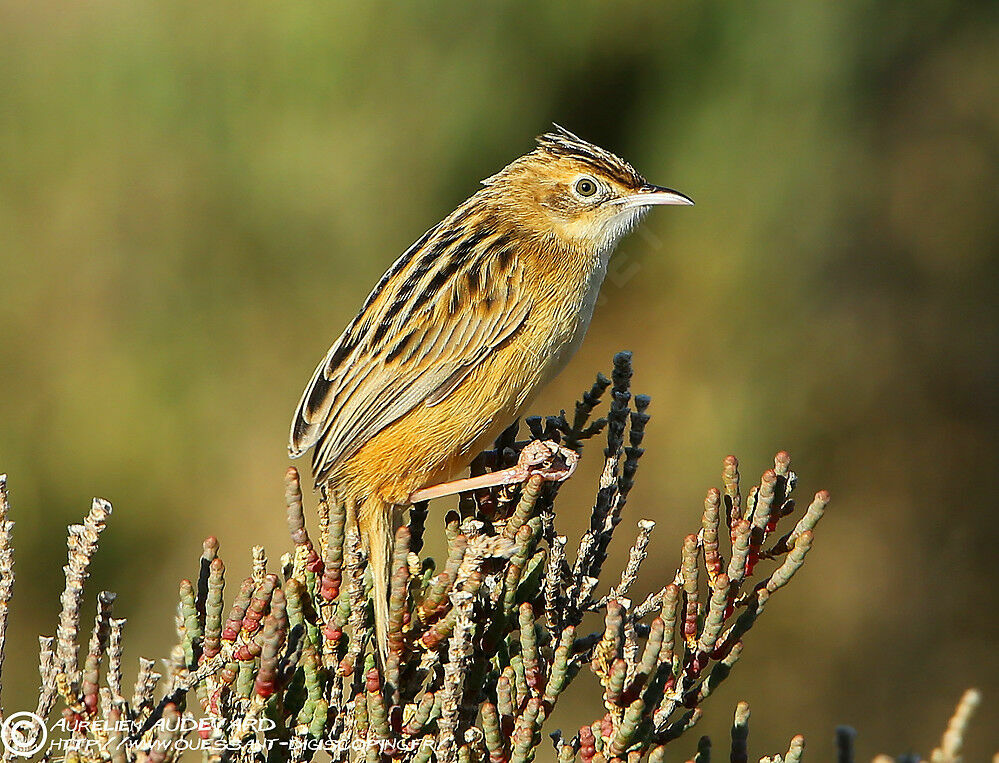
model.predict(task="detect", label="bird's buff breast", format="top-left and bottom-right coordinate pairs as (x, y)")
top-left (333, 250), bottom-right (611, 505)
top-left (536, 247), bottom-right (610, 387)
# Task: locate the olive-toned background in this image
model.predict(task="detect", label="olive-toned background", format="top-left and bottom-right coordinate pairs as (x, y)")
top-left (1, 1), bottom-right (996, 759)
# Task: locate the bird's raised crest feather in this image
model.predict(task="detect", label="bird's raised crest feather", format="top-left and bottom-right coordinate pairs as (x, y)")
top-left (534, 124), bottom-right (645, 188)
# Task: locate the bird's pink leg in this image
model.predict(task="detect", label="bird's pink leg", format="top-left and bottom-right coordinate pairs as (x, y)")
top-left (409, 440), bottom-right (579, 504)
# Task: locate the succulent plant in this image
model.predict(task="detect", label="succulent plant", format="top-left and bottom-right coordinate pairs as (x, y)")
top-left (0, 355), bottom-right (986, 762)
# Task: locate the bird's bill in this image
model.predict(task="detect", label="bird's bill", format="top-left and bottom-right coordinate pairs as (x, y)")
top-left (611, 184), bottom-right (694, 209)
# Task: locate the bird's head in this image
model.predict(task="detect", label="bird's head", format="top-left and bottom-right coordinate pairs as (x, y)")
top-left (482, 125), bottom-right (693, 253)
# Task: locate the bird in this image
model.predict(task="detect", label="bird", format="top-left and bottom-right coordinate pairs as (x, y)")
top-left (289, 125), bottom-right (692, 657)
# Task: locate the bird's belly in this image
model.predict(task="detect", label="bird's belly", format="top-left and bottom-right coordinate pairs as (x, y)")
top-left (332, 348), bottom-right (532, 503)
top-left (334, 251), bottom-right (611, 504)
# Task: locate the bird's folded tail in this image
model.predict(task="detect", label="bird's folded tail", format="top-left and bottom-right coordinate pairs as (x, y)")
top-left (361, 495), bottom-right (394, 663)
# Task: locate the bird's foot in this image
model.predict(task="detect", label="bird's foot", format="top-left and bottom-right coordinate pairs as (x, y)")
top-left (514, 439), bottom-right (579, 483)
top-left (407, 440), bottom-right (579, 504)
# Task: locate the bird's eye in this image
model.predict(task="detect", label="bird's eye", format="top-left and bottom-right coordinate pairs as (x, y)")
top-left (574, 177), bottom-right (598, 198)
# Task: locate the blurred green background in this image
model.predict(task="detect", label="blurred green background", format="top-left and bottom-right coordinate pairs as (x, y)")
top-left (1, 0), bottom-right (997, 758)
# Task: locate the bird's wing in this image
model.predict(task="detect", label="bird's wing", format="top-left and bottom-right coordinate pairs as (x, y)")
top-left (289, 221), bottom-right (530, 484)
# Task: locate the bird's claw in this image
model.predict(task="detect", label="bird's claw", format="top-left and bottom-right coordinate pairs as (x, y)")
top-left (407, 440), bottom-right (579, 503)
top-left (514, 439), bottom-right (579, 483)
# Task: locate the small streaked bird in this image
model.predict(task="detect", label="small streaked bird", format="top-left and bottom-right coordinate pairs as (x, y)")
top-left (290, 126), bottom-right (692, 656)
